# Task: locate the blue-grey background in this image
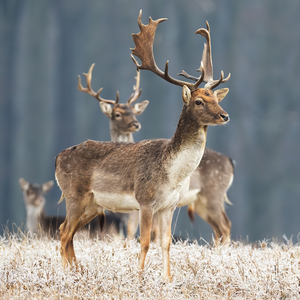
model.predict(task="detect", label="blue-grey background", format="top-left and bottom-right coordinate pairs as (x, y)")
top-left (1, 0), bottom-right (299, 243)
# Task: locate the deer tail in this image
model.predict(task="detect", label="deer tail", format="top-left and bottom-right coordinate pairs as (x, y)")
top-left (224, 193), bottom-right (233, 205)
top-left (58, 193), bottom-right (64, 204)
top-left (187, 202), bottom-right (195, 222)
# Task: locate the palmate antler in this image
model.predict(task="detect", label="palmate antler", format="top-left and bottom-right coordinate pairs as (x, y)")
top-left (178, 21), bottom-right (231, 90)
top-left (131, 10), bottom-right (230, 91)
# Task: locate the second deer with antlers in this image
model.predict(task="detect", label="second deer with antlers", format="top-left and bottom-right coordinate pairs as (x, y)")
top-left (56, 11), bottom-right (230, 280)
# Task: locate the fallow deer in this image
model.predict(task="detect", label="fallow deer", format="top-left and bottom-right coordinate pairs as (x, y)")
top-left (55, 11), bottom-right (230, 280)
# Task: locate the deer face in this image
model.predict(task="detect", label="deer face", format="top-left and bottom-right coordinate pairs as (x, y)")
top-left (182, 86), bottom-right (229, 126)
top-left (100, 100), bottom-right (149, 134)
top-left (19, 178), bottom-right (54, 212)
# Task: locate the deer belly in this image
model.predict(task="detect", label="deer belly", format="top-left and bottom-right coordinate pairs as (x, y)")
top-left (177, 189), bottom-right (201, 207)
top-left (92, 190), bottom-right (139, 213)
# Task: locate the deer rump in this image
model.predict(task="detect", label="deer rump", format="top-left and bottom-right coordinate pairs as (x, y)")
top-left (55, 139), bottom-right (192, 214)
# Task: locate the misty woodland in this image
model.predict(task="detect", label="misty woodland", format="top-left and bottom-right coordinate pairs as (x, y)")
top-left (1, 2), bottom-right (300, 300)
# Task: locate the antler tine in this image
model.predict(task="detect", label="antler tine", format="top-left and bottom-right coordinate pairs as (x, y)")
top-left (78, 63), bottom-right (116, 105)
top-left (128, 69), bottom-right (142, 104)
top-left (179, 21), bottom-right (230, 90)
top-left (131, 10), bottom-right (200, 91)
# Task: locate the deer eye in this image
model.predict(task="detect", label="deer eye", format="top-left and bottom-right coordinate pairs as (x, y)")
top-left (115, 113), bottom-right (121, 118)
top-left (195, 99), bottom-right (203, 106)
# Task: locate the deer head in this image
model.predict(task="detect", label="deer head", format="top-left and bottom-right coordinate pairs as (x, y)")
top-left (78, 64), bottom-right (149, 142)
top-left (19, 178), bottom-right (54, 234)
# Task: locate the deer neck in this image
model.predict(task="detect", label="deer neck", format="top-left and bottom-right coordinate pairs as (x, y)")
top-left (169, 106), bottom-right (208, 181)
top-left (109, 121), bottom-right (135, 143)
top-left (26, 205), bottom-right (44, 233)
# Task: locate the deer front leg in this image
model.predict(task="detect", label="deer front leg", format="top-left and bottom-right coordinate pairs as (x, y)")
top-left (157, 207), bottom-right (175, 281)
top-left (138, 206), bottom-right (153, 272)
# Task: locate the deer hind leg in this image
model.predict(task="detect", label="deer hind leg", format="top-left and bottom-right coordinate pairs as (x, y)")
top-left (59, 193), bottom-right (100, 269)
top-left (194, 193), bottom-right (231, 244)
top-left (157, 207), bottom-right (174, 281)
top-left (127, 211), bottom-right (139, 239)
top-left (206, 205), bottom-right (231, 245)
top-left (151, 213), bottom-right (160, 243)
top-left (138, 206), bottom-right (153, 272)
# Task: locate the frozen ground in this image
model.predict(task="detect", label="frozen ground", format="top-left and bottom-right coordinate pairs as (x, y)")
top-left (0, 231), bottom-right (300, 299)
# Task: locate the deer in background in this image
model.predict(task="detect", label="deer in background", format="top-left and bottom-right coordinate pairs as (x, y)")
top-left (19, 178), bottom-right (64, 236)
top-left (19, 178), bottom-right (120, 238)
top-left (78, 65), bottom-right (148, 237)
top-left (79, 63), bottom-right (234, 244)
top-left (55, 11), bottom-right (230, 280)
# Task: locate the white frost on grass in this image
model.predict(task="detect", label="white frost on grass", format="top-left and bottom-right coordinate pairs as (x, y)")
top-left (0, 232), bottom-right (300, 299)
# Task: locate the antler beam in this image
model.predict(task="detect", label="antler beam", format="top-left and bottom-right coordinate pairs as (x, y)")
top-left (78, 63), bottom-right (119, 104)
top-left (127, 69), bottom-right (142, 104)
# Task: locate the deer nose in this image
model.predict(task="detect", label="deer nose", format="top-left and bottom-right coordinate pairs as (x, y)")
top-left (131, 122), bottom-right (140, 129)
top-left (220, 114), bottom-right (229, 122)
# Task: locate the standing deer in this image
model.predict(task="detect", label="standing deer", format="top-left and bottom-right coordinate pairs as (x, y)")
top-left (55, 11), bottom-right (230, 280)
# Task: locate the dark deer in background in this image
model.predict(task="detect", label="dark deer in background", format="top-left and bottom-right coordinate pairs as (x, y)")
top-left (19, 178), bottom-right (64, 236)
top-left (78, 65), bottom-right (148, 237)
top-left (55, 11), bottom-right (230, 280)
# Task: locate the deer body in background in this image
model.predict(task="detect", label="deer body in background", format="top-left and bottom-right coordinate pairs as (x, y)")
top-left (178, 148), bottom-right (234, 243)
top-left (55, 11), bottom-right (230, 280)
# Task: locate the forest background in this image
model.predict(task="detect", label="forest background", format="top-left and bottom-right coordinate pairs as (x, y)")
top-left (0, 0), bottom-right (299, 243)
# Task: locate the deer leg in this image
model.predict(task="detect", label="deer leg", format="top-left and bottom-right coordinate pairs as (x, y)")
top-left (60, 194), bottom-right (100, 268)
top-left (138, 206), bottom-right (153, 272)
top-left (194, 194), bottom-right (231, 244)
top-left (157, 207), bottom-right (174, 281)
top-left (127, 211), bottom-right (139, 239)
top-left (59, 213), bottom-right (81, 269)
top-left (151, 213), bottom-right (160, 243)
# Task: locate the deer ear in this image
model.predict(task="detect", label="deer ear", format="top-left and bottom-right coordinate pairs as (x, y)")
top-left (19, 178), bottom-right (29, 191)
top-left (182, 85), bottom-right (191, 105)
top-left (132, 100), bottom-right (149, 115)
top-left (99, 102), bottom-right (113, 118)
top-left (42, 180), bottom-right (54, 193)
top-left (214, 88), bottom-right (229, 102)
